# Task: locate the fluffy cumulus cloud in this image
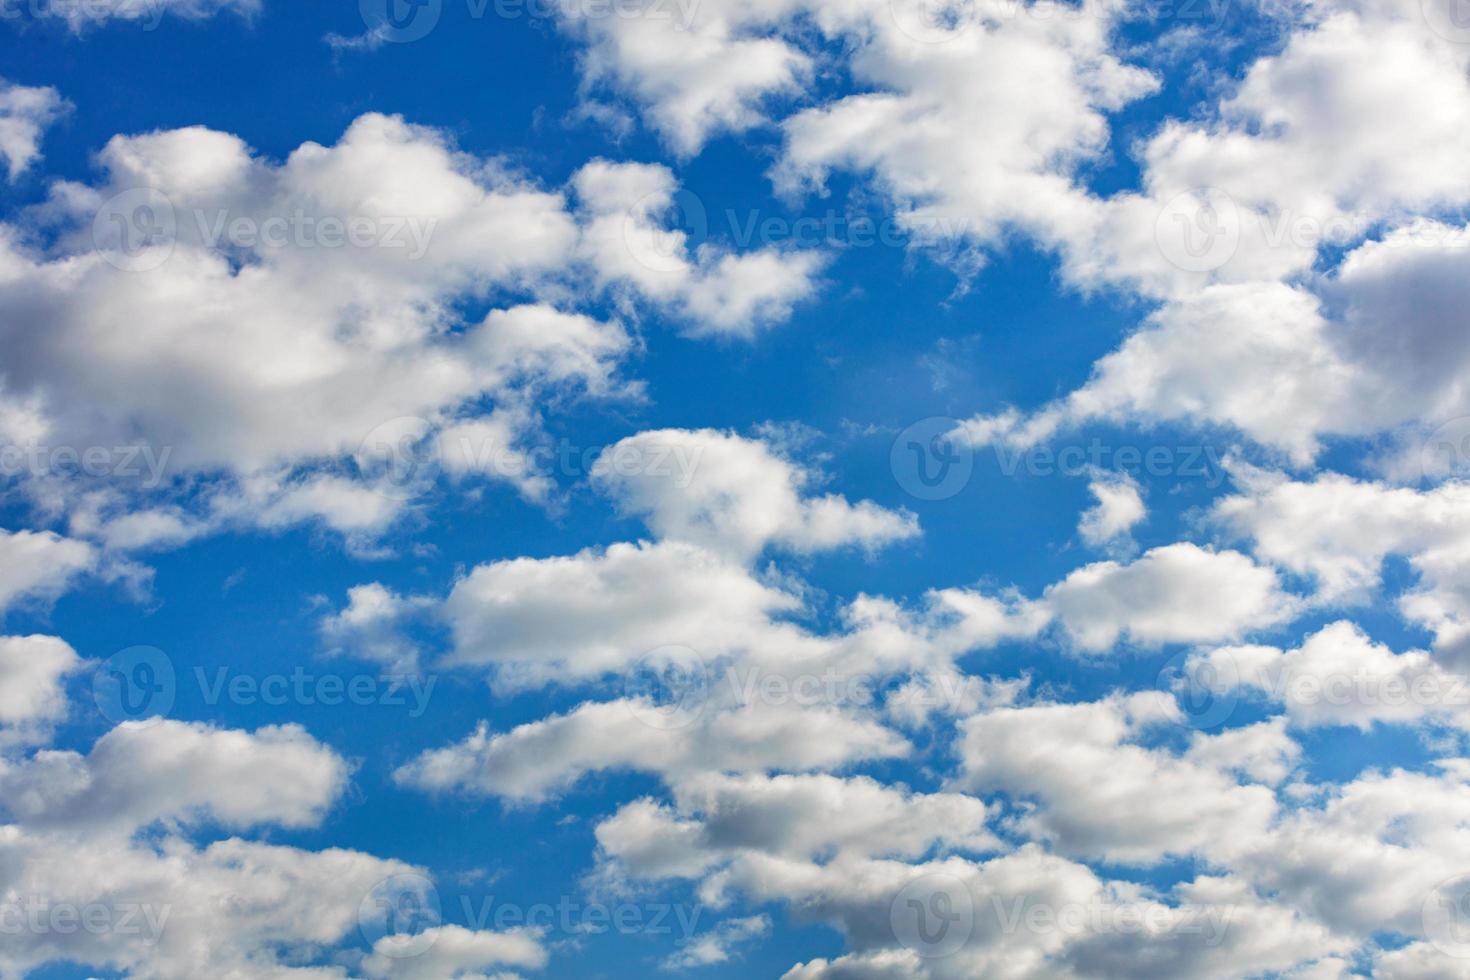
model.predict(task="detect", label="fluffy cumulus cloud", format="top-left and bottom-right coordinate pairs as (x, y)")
top-left (0, 634), bottom-right (83, 745)
top-left (1039, 543), bottom-right (1295, 653)
top-left (1215, 470), bottom-right (1470, 664)
top-left (0, 115), bottom-right (826, 553)
top-left (1077, 471), bottom-right (1145, 552)
top-left (590, 428), bottom-right (919, 559)
top-left (0, 713), bottom-right (542, 980)
top-left (14, 0), bottom-right (1470, 974)
top-left (953, 694), bottom-right (1284, 865)
top-left (0, 80), bottom-right (67, 180)
top-left (1188, 621), bottom-right (1470, 732)
top-left (0, 528), bottom-right (96, 614)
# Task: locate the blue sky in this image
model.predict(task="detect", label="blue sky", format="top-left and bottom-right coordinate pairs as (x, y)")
top-left (3, 0), bottom-right (1470, 977)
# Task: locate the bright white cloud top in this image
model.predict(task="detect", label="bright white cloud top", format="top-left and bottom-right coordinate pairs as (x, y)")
top-left (3, 0), bottom-right (1470, 977)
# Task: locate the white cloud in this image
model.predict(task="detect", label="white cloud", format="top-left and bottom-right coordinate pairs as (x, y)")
top-left (0, 634), bottom-right (83, 745)
top-left (574, 161), bottom-right (825, 337)
top-left (0, 80), bottom-right (68, 180)
top-left (954, 693), bottom-right (1281, 865)
top-left (1214, 470), bottom-right (1470, 665)
top-left (664, 914), bottom-right (771, 969)
top-left (394, 698), bottom-right (908, 803)
top-left (595, 772), bottom-right (999, 883)
top-left (361, 924), bottom-right (547, 979)
top-left (1190, 621), bottom-right (1470, 732)
top-left (1040, 542), bottom-right (1295, 653)
top-left (320, 582), bottom-right (435, 673)
top-left (0, 719), bottom-right (349, 836)
top-left (0, 527), bottom-right (96, 615)
top-left (590, 428), bottom-right (918, 561)
top-left (1078, 471), bottom-right (1146, 551)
